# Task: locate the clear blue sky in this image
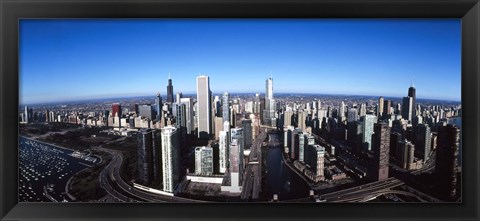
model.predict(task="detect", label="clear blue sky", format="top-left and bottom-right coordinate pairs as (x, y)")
top-left (20, 19), bottom-right (461, 104)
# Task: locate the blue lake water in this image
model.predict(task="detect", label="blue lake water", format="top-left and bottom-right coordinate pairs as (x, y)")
top-left (19, 136), bottom-right (96, 202)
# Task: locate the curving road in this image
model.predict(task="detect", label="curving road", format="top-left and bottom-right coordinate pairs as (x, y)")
top-left (95, 145), bottom-right (204, 203)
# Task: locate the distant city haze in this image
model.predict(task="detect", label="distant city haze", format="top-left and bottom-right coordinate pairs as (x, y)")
top-left (20, 19), bottom-right (461, 104)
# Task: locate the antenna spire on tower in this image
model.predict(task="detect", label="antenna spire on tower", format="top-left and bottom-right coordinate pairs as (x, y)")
top-left (169, 72), bottom-right (171, 80)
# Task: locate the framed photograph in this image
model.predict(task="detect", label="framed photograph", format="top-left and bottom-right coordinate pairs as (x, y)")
top-left (1, 0), bottom-right (479, 221)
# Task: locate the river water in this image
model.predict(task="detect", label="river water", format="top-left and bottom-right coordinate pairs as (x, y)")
top-left (265, 133), bottom-right (310, 201)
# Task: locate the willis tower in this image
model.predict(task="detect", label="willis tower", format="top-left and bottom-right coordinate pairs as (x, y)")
top-left (167, 74), bottom-right (174, 103)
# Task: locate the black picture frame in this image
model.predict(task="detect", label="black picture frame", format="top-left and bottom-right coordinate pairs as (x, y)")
top-left (1, 0), bottom-right (479, 220)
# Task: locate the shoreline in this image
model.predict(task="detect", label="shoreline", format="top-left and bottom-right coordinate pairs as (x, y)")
top-left (20, 135), bottom-right (75, 153)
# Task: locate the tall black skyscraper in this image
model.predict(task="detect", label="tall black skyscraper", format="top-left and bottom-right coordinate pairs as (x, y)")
top-left (137, 128), bottom-right (162, 185)
top-left (436, 124), bottom-right (459, 200)
top-left (167, 75), bottom-right (174, 103)
top-left (402, 96), bottom-right (413, 122)
top-left (242, 119), bottom-right (253, 149)
top-left (408, 85), bottom-right (416, 116)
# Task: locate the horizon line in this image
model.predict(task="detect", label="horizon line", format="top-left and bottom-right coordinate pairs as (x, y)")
top-left (20, 91), bottom-right (462, 106)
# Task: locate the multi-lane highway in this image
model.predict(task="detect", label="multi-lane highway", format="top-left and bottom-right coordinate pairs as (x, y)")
top-left (318, 177), bottom-right (404, 202)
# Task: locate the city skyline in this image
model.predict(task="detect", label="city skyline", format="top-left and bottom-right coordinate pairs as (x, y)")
top-left (20, 19), bottom-right (461, 104)
top-left (18, 74), bottom-right (462, 203)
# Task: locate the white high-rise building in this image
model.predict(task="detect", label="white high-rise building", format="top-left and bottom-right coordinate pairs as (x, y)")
top-left (361, 114), bottom-right (377, 151)
top-left (223, 120), bottom-right (231, 135)
top-left (195, 146), bottom-right (213, 175)
top-left (196, 75), bottom-right (212, 139)
top-left (161, 126), bottom-right (179, 193)
top-left (263, 77), bottom-right (276, 126)
top-left (245, 101), bottom-right (254, 113)
top-left (49, 111), bottom-right (56, 122)
top-left (360, 103), bottom-right (367, 117)
top-left (266, 77), bottom-right (273, 100)
top-left (339, 101), bottom-right (346, 118)
top-left (378, 96), bottom-right (384, 118)
top-left (24, 106), bottom-right (29, 123)
top-left (222, 92), bottom-right (230, 124)
top-left (219, 131), bottom-right (228, 173)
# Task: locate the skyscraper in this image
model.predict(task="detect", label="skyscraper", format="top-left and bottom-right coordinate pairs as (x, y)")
top-left (263, 77), bottom-right (276, 126)
top-left (290, 129), bottom-right (302, 160)
top-left (266, 77), bottom-right (273, 100)
top-left (175, 103), bottom-right (187, 129)
top-left (398, 140), bottom-right (415, 170)
top-left (298, 133), bottom-right (308, 163)
top-left (383, 100), bottom-right (392, 116)
top-left (347, 108), bottom-right (358, 123)
top-left (219, 130), bottom-right (229, 174)
top-left (408, 85), bottom-right (416, 117)
top-left (137, 129), bottom-right (153, 184)
top-left (196, 75), bottom-right (212, 139)
top-left (347, 121), bottom-right (363, 155)
top-left (242, 119), bottom-right (253, 149)
top-left (230, 128), bottom-right (244, 179)
top-left (361, 114), bottom-right (377, 151)
top-left (372, 122), bottom-right (390, 181)
top-left (284, 109), bottom-right (294, 126)
top-left (230, 128), bottom-right (244, 155)
top-left (222, 92), bottom-right (230, 124)
top-left (161, 126), bottom-right (180, 193)
top-left (194, 146), bottom-right (214, 175)
top-left (214, 116), bottom-right (223, 140)
top-left (180, 98), bottom-right (194, 134)
top-left (112, 103), bottom-right (121, 118)
top-left (213, 95), bottom-right (222, 117)
top-left (176, 92), bottom-right (183, 104)
top-left (139, 104), bottom-right (155, 120)
top-left (359, 103), bottom-right (367, 117)
top-left (155, 92), bottom-right (163, 121)
top-left (167, 75), bottom-right (174, 103)
top-left (297, 110), bottom-right (307, 131)
top-left (24, 106), bottom-right (31, 123)
top-left (253, 93), bottom-right (261, 114)
top-left (175, 103), bottom-right (187, 153)
top-left (339, 101), bottom-right (346, 118)
top-left (151, 129), bottom-right (162, 182)
top-left (378, 96), bottom-right (384, 118)
top-left (227, 138), bottom-right (242, 192)
top-left (137, 128), bottom-right (161, 185)
top-left (436, 124), bottom-right (460, 200)
top-left (415, 124), bottom-right (432, 162)
top-left (402, 96), bottom-right (413, 122)
top-left (305, 144), bottom-right (326, 182)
